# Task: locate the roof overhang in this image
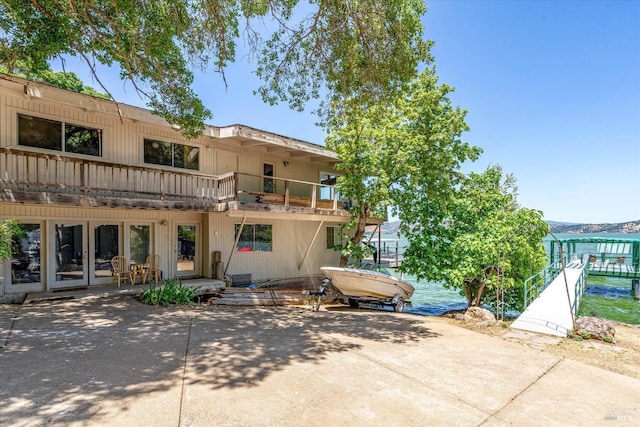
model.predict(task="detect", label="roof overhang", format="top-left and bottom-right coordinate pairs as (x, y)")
top-left (217, 124), bottom-right (339, 166)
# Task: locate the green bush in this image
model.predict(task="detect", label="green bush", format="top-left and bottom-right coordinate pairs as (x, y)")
top-left (139, 277), bottom-right (196, 306)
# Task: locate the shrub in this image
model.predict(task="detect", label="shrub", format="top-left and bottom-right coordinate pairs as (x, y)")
top-left (139, 277), bottom-right (196, 306)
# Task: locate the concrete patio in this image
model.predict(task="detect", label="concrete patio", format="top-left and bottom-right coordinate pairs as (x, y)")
top-left (1, 294), bottom-right (638, 426)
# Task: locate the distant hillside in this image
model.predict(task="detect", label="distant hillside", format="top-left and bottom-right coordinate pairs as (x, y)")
top-left (377, 220), bottom-right (640, 235)
top-left (548, 220), bottom-right (640, 234)
top-left (380, 221), bottom-right (401, 234)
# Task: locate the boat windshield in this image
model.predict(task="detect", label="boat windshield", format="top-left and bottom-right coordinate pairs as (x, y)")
top-left (354, 263), bottom-right (393, 276)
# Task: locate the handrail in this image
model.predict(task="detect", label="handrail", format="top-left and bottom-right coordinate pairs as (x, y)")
top-left (0, 147), bottom-right (222, 180)
top-left (573, 263), bottom-right (588, 316)
top-left (234, 171), bottom-right (341, 210)
top-left (523, 267), bottom-right (560, 308)
top-left (525, 256), bottom-right (588, 316)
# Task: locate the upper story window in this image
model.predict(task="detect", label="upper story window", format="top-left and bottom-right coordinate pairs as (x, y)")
top-left (263, 163), bottom-right (274, 193)
top-left (18, 114), bottom-right (102, 157)
top-left (320, 172), bottom-right (337, 200)
top-left (143, 138), bottom-right (199, 170)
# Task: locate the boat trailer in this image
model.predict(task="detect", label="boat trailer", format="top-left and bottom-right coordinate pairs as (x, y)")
top-left (344, 294), bottom-right (412, 313)
top-left (302, 278), bottom-right (331, 311)
top-left (303, 278), bottom-right (412, 313)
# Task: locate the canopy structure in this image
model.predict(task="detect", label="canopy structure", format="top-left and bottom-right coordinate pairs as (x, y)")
top-left (549, 237), bottom-right (640, 279)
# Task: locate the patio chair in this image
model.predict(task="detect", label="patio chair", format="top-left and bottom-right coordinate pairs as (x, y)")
top-left (143, 254), bottom-right (161, 284)
top-left (111, 255), bottom-right (133, 287)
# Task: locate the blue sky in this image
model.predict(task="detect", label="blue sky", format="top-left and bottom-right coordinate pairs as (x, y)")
top-left (53, 0), bottom-right (640, 224)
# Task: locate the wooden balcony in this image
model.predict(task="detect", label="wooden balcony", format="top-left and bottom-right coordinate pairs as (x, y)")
top-left (0, 147), bottom-right (346, 214)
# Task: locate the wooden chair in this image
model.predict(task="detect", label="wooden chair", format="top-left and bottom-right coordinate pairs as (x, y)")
top-left (111, 256), bottom-right (133, 287)
top-left (143, 254), bottom-right (161, 284)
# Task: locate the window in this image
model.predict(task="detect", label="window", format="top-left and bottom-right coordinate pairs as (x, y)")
top-left (65, 124), bottom-right (102, 156)
top-left (18, 114), bottom-right (102, 156)
top-left (144, 138), bottom-right (199, 170)
top-left (263, 163), bottom-right (274, 193)
top-left (235, 224), bottom-right (272, 252)
top-left (94, 224), bottom-right (120, 278)
top-left (320, 172), bottom-right (337, 200)
top-left (11, 223), bottom-right (41, 284)
top-left (129, 224), bottom-right (151, 265)
top-left (326, 226), bottom-right (341, 249)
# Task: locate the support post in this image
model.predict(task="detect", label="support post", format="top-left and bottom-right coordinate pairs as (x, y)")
top-left (284, 180), bottom-right (290, 206)
top-left (633, 280), bottom-right (639, 301)
top-left (364, 224), bottom-right (380, 265)
top-left (224, 216), bottom-right (246, 276)
top-left (298, 221), bottom-right (324, 270)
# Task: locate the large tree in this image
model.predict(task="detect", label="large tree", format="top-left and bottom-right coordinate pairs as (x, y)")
top-left (0, 0), bottom-right (428, 138)
top-left (326, 66), bottom-right (482, 266)
top-left (400, 166), bottom-right (549, 309)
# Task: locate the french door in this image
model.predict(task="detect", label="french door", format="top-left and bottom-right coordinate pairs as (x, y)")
top-left (91, 223), bottom-right (121, 285)
top-left (176, 223), bottom-right (199, 277)
top-left (50, 222), bottom-right (88, 289)
top-left (49, 222), bottom-right (126, 289)
top-left (6, 222), bottom-right (43, 293)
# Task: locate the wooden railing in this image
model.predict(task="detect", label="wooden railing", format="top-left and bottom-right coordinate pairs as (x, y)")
top-left (0, 148), bottom-right (343, 212)
top-left (0, 147), bottom-right (236, 203)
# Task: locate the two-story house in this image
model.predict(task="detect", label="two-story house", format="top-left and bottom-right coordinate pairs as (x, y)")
top-left (0, 73), bottom-right (379, 302)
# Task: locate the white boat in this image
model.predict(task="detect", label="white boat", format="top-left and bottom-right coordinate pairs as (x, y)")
top-left (320, 265), bottom-right (415, 312)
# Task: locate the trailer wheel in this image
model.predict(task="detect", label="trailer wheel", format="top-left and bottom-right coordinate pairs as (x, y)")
top-left (393, 297), bottom-right (405, 313)
top-left (348, 298), bottom-right (359, 309)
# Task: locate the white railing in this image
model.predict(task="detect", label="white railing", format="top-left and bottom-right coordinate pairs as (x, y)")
top-left (235, 172), bottom-right (340, 209)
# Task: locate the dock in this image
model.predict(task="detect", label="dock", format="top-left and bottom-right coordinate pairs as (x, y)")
top-left (511, 264), bottom-right (586, 336)
top-left (512, 237), bottom-right (640, 336)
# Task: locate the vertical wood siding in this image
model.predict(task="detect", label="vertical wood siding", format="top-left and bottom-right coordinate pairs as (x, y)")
top-left (205, 213), bottom-right (343, 282)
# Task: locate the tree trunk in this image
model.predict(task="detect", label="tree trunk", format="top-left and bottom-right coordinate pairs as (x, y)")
top-left (471, 282), bottom-right (487, 306)
top-left (339, 204), bottom-right (369, 267)
top-left (464, 280), bottom-right (487, 307)
top-left (463, 282), bottom-right (473, 307)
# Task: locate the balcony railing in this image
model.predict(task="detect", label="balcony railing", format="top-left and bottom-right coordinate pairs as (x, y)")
top-left (235, 172), bottom-right (340, 209)
top-left (0, 148), bottom-right (343, 212)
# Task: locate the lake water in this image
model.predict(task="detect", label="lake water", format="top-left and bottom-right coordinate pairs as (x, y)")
top-left (377, 232), bottom-right (640, 325)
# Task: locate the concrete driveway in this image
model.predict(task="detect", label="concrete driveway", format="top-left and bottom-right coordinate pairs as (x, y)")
top-left (1, 295), bottom-right (638, 426)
